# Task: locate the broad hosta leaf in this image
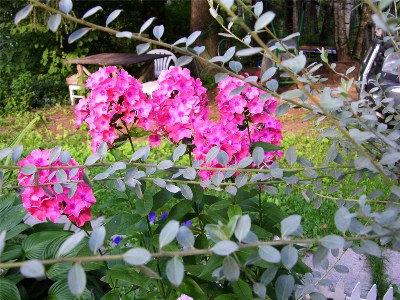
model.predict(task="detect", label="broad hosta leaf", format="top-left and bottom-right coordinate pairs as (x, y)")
top-left (20, 260), bottom-right (45, 278)
top-left (68, 263), bottom-right (86, 296)
top-left (232, 279), bottom-right (253, 300)
top-left (281, 215), bottom-right (301, 237)
top-left (159, 220), bottom-right (179, 248)
top-left (258, 245), bottom-right (281, 263)
top-left (212, 240), bottom-right (238, 256)
top-left (275, 275), bottom-right (294, 300)
top-left (57, 231), bottom-right (86, 257)
top-left (48, 14), bottom-right (62, 32)
top-left (59, 0), bottom-right (73, 14)
top-left (124, 248), bottom-right (152, 265)
top-left (15, 4), bottom-right (34, 25)
top-left (255, 11), bottom-right (275, 31)
top-left (166, 257), bottom-right (184, 286)
top-left (223, 256), bottom-right (240, 282)
top-left (0, 278), bottom-right (21, 300)
top-left (140, 17), bottom-right (156, 33)
top-left (68, 27), bottom-right (91, 44)
top-left (106, 9), bottom-right (123, 27)
top-left (82, 6), bottom-right (102, 19)
top-left (89, 226), bottom-right (105, 254)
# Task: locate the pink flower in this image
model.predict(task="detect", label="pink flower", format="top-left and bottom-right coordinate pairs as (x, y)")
top-left (177, 295), bottom-right (193, 300)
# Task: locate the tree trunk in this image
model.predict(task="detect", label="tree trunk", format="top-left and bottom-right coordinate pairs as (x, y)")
top-left (353, 2), bottom-right (372, 60)
top-left (190, 0), bottom-right (218, 70)
top-left (333, 0), bottom-right (351, 61)
top-left (344, 0), bottom-right (353, 38)
top-left (292, 0), bottom-right (299, 32)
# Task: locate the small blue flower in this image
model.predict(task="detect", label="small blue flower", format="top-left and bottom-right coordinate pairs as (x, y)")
top-left (113, 236), bottom-right (122, 245)
top-left (183, 220), bottom-right (192, 227)
top-left (149, 212), bottom-right (156, 223)
top-left (161, 212), bottom-right (168, 220)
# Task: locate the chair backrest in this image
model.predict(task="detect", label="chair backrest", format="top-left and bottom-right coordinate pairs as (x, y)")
top-left (147, 49), bottom-right (177, 78)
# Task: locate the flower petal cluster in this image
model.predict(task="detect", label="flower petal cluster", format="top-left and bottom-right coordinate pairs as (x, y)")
top-left (75, 66), bottom-right (149, 152)
top-left (18, 149), bottom-right (96, 227)
top-left (141, 66), bottom-right (209, 146)
top-left (193, 76), bottom-right (283, 180)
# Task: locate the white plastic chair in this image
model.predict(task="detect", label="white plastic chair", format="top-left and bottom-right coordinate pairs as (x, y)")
top-left (66, 65), bottom-right (91, 105)
top-left (69, 85), bottom-right (85, 105)
top-left (147, 49), bottom-right (177, 78)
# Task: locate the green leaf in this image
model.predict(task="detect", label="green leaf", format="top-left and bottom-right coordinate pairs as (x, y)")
top-left (0, 278), bottom-right (21, 300)
top-left (232, 279), bottom-right (252, 300)
top-left (159, 220), bottom-right (179, 248)
top-left (212, 240), bottom-right (239, 256)
top-left (275, 274), bottom-right (294, 300)
top-left (281, 245), bottom-right (298, 269)
top-left (222, 256), bottom-right (240, 282)
top-left (20, 260), bottom-right (45, 278)
top-left (258, 245), bottom-right (281, 263)
top-left (166, 257), bottom-right (184, 286)
top-left (167, 200), bottom-right (192, 221)
top-left (68, 263), bottom-right (86, 296)
top-left (124, 248), bottom-right (152, 265)
top-left (280, 215), bottom-right (301, 237)
top-left (0, 204), bottom-right (26, 232)
top-left (252, 142), bottom-right (283, 152)
top-left (22, 231), bottom-right (71, 260)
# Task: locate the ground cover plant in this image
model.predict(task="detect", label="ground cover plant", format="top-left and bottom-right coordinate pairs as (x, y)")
top-left (0, 0), bottom-right (399, 299)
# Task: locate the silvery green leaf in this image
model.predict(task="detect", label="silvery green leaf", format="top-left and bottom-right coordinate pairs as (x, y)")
top-left (275, 102), bottom-right (290, 117)
top-left (281, 53), bottom-right (306, 74)
top-left (321, 87), bottom-right (343, 111)
top-left (116, 31), bottom-right (133, 38)
top-left (20, 259), bottom-right (45, 278)
top-left (89, 226), bottom-right (105, 254)
top-left (60, 150), bottom-right (71, 164)
top-left (282, 32), bottom-right (300, 41)
top-left (134, 183), bottom-right (143, 199)
top-left (159, 220), bottom-right (179, 248)
top-left (334, 265), bottom-right (349, 273)
top-left (281, 215), bottom-right (301, 237)
top-left (21, 164), bottom-right (37, 175)
top-left (12, 145), bottom-right (23, 163)
top-left (229, 86), bottom-right (246, 98)
top-left (275, 275), bottom-right (294, 300)
top-left (379, 0), bottom-right (393, 9)
top-left (205, 224), bottom-right (227, 242)
top-left (166, 257), bottom-right (184, 286)
top-left (180, 184), bottom-right (193, 200)
top-left (215, 72), bottom-right (229, 82)
top-left (242, 231), bottom-right (258, 244)
top-left (235, 172), bottom-right (248, 188)
top-left (212, 267), bottom-right (224, 280)
top-left (68, 263), bottom-right (86, 296)
top-left (114, 179), bottom-right (126, 192)
top-left (259, 245), bottom-right (281, 263)
top-left (335, 207), bottom-right (351, 234)
top-left (206, 146), bottom-right (220, 164)
top-left (131, 145), bottom-right (150, 162)
top-left (361, 240), bottom-right (381, 257)
top-left (243, 34), bottom-right (251, 45)
top-left (82, 6), bottom-right (102, 19)
top-left (209, 56), bottom-right (224, 63)
top-left (220, 0), bottom-right (234, 8)
top-left (380, 152), bottom-right (400, 165)
top-left (304, 169), bottom-right (318, 178)
top-left (281, 245), bottom-right (297, 269)
top-left (15, 4), bottom-right (34, 24)
top-left (234, 215), bottom-right (251, 242)
top-left (261, 67), bottom-right (277, 82)
top-left (266, 78), bottom-right (279, 91)
top-left (186, 30), bottom-right (201, 47)
top-left (212, 240), bottom-right (239, 256)
top-left (253, 283), bottom-right (266, 298)
top-left (153, 178), bottom-right (166, 188)
top-left (255, 11), bottom-right (275, 31)
top-left (321, 235), bottom-right (345, 249)
top-left (237, 157), bottom-right (253, 169)
top-left (0, 148), bottom-right (12, 161)
top-left (58, 231), bottom-right (86, 257)
top-left (225, 185), bottom-right (237, 196)
top-left (229, 61), bottom-right (242, 73)
top-left (59, 0), bottom-right (73, 14)
top-left (193, 46), bottom-right (205, 55)
top-left (217, 150), bottom-right (229, 166)
top-left (252, 147), bottom-right (264, 166)
top-left (209, 7), bottom-right (218, 18)
top-left (391, 185), bottom-right (400, 198)
top-left (371, 13), bottom-right (392, 33)
top-left (153, 25), bottom-right (164, 40)
top-left (281, 89), bottom-right (303, 99)
top-left (244, 76), bottom-right (258, 83)
top-left (69, 168), bottom-right (79, 180)
top-left (313, 246), bottom-right (328, 267)
top-left (349, 128), bottom-right (374, 144)
top-left (47, 14), bottom-right (62, 32)
top-left (56, 169), bottom-right (68, 183)
top-left (0, 170), bottom-right (2, 190)
top-left (264, 185), bottom-right (278, 195)
top-left (157, 160), bottom-right (174, 170)
top-left (345, 66), bottom-right (355, 75)
top-left (177, 226), bottom-right (195, 248)
top-left (68, 27), bottom-right (91, 44)
top-left (285, 146), bottom-right (296, 167)
top-left (176, 56), bottom-right (193, 67)
top-left (183, 167), bottom-right (196, 180)
top-left (0, 231), bottom-right (6, 256)
top-left (136, 43), bottom-right (150, 55)
top-left (236, 47), bottom-right (263, 57)
top-left (140, 17), bottom-right (156, 33)
top-left (223, 256), bottom-right (240, 282)
top-left (124, 248), bottom-right (152, 265)
top-left (172, 37), bottom-right (187, 46)
top-left (254, 1), bottom-right (263, 16)
top-left (85, 153), bottom-right (100, 166)
top-left (106, 9), bottom-right (123, 27)
top-left (166, 184), bottom-right (180, 194)
top-left (261, 267), bottom-right (278, 285)
top-left (172, 144), bottom-right (187, 162)
top-left (270, 168), bottom-right (283, 179)
top-left (211, 172), bottom-right (224, 186)
top-left (223, 46), bottom-right (236, 63)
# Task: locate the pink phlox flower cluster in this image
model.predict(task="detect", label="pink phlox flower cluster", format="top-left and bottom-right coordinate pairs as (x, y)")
top-left (75, 66), bottom-right (149, 152)
top-left (142, 66), bottom-right (209, 146)
top-left (177, 295), bottom-right (193, 300)
top-left (193, 76), bottom-right (283, 180)
top-left (18, 149), bottom-right (96, 227)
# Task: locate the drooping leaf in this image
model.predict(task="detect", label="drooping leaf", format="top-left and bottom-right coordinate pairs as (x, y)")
top-left (15, 4), bottom-right (34, 25)
top-left (68, 263), bottom-right (86, 296)
top-left (57, 231), bottom-right (86, 257)
top-left (281, 245), bottom-right (298, 269)
top-left (275, 275), bottom-right (294, 300)
top-left (20, 260), bottom-right (45, 278)
top-left (222, 256), bottom-right (240, 282)
top-left (254, 1), bottom-right (263, 17)
top-left (136, 43), bottom-right (150, 54)
top-left (176, 226), bottom-right (195, 248)
top-left (59, 0), bottom-right (73, 14)
top-left (234, 215), bottom-right (251, 242)
top-left (281, 53), bottom-right (306, 74)
top-left (258, 245), bottom-right (281, 263)
top-left (153, 25), bottom-right (164, 40)
top-left (88, 226), bottom-right (105, 254)
top-left (47, 14), bottom-right (62, 32)
top-left (280, 215), bottom-right (301, 237)
top-left (166, 257), bottom-right (184, 286)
